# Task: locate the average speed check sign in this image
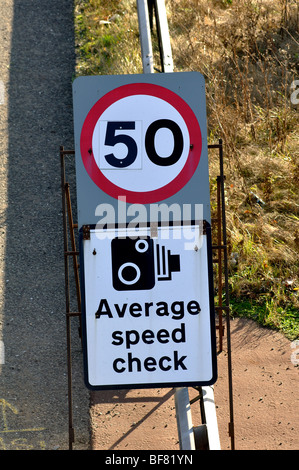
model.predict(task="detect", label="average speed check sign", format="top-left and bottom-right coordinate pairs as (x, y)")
top-left (73, 72), bottom-right (211, 228)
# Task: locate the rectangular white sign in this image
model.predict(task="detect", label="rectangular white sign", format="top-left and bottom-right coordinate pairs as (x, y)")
top-left (80, 224), bottom-right (217, 389)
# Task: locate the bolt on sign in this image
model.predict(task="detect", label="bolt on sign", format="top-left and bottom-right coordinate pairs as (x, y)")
top-left (73, 72), bottom-right (217, 389)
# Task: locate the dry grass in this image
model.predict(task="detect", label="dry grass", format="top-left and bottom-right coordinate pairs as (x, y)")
top-left (167, 0), bottom-right (299, 337)
top-left (74, 0), bottom-right (142, 75)
top-left (74, 0), bottom-right (299, 338)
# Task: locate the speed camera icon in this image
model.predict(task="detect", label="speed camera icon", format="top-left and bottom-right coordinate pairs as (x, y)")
top-left (111, 237), bottom-right (180, 291)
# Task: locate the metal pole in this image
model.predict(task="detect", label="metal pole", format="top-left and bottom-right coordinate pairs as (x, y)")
top-left (201, 386), bottom-right (221, 450)
top-left (174, 388), bottom-right (196, 450)
top-left (137, 0), bottom-right (154, 73)
top-left (219, 139), bottom-right (235, 450)
top-left (60, 147), bottom-right (75, 450)
top-left (217, 175), bottom-right (223, 352)
top-left (154, 0), bottom-right (173, 72)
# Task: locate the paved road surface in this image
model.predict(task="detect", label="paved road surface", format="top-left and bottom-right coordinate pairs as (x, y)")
top-left (0, 0), bottom-right (90, 450)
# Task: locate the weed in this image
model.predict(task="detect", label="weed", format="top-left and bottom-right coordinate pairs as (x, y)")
top-left (74, 0), bottom-right (142, 76)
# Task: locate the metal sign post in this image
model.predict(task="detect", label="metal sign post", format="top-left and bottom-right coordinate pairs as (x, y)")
top-left (62, 0), bottom-right (234, 451)
top-left (137, 0), bottom-right (154, 73)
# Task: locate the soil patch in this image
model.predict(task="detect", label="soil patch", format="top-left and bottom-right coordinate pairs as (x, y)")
top-left (90, 317), bottom-right (298, 450)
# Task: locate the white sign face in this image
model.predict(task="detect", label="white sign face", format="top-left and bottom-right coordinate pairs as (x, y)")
top-left (92, 95), bottom-right (190, 192)
top-left (81, 225), bottom-right (217, 390)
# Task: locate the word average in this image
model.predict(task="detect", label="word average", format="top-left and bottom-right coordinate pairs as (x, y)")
top-left (95, 298), bottom-right (201, 320)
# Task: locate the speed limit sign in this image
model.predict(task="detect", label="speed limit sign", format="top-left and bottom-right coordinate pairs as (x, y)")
top-left (80, 82), bottom-right (202, 204)
top-left (73, 72), bottom-right (210, 228)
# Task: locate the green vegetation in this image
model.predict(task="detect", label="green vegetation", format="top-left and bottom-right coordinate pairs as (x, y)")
top-left (74, 0), bottom-right (142, 75)
top-left (73, 0), bottom-right (299, 340)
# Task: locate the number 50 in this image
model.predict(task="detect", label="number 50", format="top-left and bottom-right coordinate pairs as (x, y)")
top-left (103, 119), bottom-right (184, 168)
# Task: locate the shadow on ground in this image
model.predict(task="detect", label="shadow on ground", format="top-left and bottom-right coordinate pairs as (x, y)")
top-left (0, 0), bottom-right (89, 450)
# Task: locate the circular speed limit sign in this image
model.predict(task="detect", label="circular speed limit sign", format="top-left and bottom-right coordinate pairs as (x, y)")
top-left (80, 83), bottom-right (202, 203)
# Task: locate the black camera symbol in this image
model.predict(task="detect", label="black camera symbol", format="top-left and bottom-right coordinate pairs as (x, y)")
top-left (111, 236), bottom-right (180, 291)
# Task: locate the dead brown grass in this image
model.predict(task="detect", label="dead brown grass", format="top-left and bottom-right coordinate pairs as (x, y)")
top-left (167, 0), bottom-right (299, 335)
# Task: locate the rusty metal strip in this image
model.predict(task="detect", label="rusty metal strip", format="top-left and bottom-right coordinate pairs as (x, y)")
top-left (217, 139), bottom-right (235, 450)
top-left (207, 141), bottom-right (235, 449)
top-left (60, 146), bottom-right (81, 450)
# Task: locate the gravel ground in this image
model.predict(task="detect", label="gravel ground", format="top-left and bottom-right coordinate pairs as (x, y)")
top-left (0, 0), bottom-right (90, 450)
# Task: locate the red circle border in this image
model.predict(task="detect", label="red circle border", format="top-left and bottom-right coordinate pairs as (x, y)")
top-left (80, 82), bottom-right (202, 204)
